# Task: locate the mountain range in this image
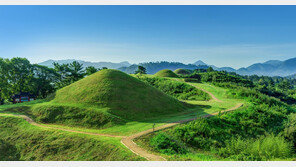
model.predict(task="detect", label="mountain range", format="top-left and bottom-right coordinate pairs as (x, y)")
top-left (38, 57), bottom-right (296, 77)
top-left (38, 59), bottom-right (131, 69)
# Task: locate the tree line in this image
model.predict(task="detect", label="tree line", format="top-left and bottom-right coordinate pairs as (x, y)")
top-left (0, 57), bottom-right (104, 104)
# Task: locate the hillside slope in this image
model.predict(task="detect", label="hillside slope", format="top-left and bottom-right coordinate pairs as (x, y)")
top-left (154, 69), bottom-right (179, 78)
top-left (33, 69), bottom-right (186, 127)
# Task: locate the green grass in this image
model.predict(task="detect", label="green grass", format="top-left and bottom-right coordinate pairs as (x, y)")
top-left (137, 75), bottom-right (210, 101)
top-left (174, 69), bottom-right (192, 75)
top-left (154, 69), bottom-right (179, 78)
top-left (0, 115), bottom-right (144, 161)
top-left (133, 81), bottom-right (250, 161)
top-left (0, 99), bottom-right (45, 111)
top-left (177, 82), bottom-right (247, 115)
top-left (51, 69), bottom-right (186, 120)
top-left (134, 130), bottom-right (222, 161)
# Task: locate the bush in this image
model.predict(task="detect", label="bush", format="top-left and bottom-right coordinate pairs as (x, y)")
top-left (284, 113), bottom-right (296, 145)
top-left (0, 139), bottom-right (20, 161)
top-left (183, 78), bottom-right (200, 83)
top-left (218, 134), bottom-right (293, 160)
top-left (150, 132), bottom-right (187, 155)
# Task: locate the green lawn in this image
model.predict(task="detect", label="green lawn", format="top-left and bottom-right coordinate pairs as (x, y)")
top-left (0, 115), bottom-right (144, 161)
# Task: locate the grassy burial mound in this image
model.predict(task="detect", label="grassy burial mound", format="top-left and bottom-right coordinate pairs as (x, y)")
top-left (154, 69), bottom-right (179, 78)
top-left (174, 69), bottom-right (192, 75)
top-left (32, 69), bottom-right (186, 128)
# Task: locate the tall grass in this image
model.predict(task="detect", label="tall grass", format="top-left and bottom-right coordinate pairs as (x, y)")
top-left (218, 134), bottom-right (293, 160)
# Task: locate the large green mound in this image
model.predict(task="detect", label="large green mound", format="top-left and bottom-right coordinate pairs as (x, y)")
top-left (174, 69), bottom-right (191, 75)
top-left (47, 69), bottom-right (185, 121)
top-left (154, 69), bottom-right (179, 78)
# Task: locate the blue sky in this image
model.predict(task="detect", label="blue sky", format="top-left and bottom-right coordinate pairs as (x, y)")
top-left (0, 6), bottom-right (296, 69)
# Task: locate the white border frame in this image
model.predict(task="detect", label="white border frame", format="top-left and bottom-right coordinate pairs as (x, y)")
top-left (0, 2), bottom-right (296, 167)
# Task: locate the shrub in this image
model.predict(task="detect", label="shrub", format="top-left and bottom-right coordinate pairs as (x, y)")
top-left (183, 78), bottom-right (200, 83)
top-left (284, 113), bottom-right (296, 145)
top-left (0, 139), bottom-right (20, 161)
top-left (218, 134), bottom-right (293, 160)
top-left (150, 132), bottom-right (187, 155)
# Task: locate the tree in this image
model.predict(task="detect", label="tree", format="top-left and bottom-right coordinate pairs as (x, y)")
top-left (277, 80), bottom-right (292, 91)
top-left (0, 58), bottom-right (9, 104)
top-left (31, 64), bottom-right (58, 98)
top-left (53, 62), bottom-right (71, 88)
top-left (135, 66), bottom-right (147, 74)
top-left (68, 61), bottom-right (84, 82)
top-left (7, 57), bottom-right (34, 94)
top-left (207, 67), bottom-right (214, 72)
top-left (85, 66), bottom-right (98, 76)
top-left (53, 61), bottom-right (84, 88)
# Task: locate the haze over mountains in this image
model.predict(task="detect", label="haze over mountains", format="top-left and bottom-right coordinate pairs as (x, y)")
top-left (39, 59), bottom-right (131, 69)
top-left (38, 57), bottom-right (296, 77)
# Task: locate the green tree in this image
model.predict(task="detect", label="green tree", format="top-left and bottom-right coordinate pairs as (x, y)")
top-left (31, 64), bottom-right (58, 98)
top-left (207, 67), bottom-right (214, 72)
top-left (85, 66), bottom-right (98, 76)
top-left (53, 61), bottom-right (84, 88)
top-left (68, 61), bottom-right (84, 82)
top-left (135, 66), bottom-right (147, 74)
top-left (277, 80), bottom-right (292, 91)
top-left (7, 57), bottom-right (34, 94)
top-left (0, 58), bottom-right (10, 104)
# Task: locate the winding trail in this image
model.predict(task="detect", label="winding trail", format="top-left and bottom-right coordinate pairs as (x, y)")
top-left (5, 114), bottom-right (125, 138)
top-left (121, 102), bottom-right (243, 161)
top-left (188, 83), bottom-right (222, 102)
top-left (0, 83), bottom-right (243, 161)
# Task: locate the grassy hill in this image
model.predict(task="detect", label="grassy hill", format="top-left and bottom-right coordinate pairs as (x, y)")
top-left (174, 69), bottom-right (192, 75)
top-left (154, 69), bottom-right (179, 78)
top-left (32, 69), bottom-right (186, 128)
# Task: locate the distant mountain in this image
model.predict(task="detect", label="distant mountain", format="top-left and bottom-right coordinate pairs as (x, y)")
top-left (236, 57), bottom-right (296, 76)
top-left (193, 60), bottom-right (207, 66)
top-left (39, 59), bottom-right (131, 69)
top-left (263, 60), bottom-right (283, 66)
top-left (218, 67), bottom-right (236, 72)
top-left (118, 61), bottom-right (209, 74)
top-left (39, 57), bottom-right (296, 77)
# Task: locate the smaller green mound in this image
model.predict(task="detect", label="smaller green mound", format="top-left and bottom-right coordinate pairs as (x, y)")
top-left (174, 69), bottom-right (192, 75)
top-left (154, 69), bottom-right (179, 78)
top-left (31, 103), bottom-right (125, 129)
top-left (138, 76), bottom-right (210, 101)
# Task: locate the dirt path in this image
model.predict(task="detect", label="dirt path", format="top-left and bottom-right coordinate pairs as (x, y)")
top-left (3, 114), bottom-right (125, 138)
top-left (188, 83), bottom-right (223, 102)
top-left (121, 102), bottom-right (243, 161)
top-left (170, 78), bottom-right (222, 102)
